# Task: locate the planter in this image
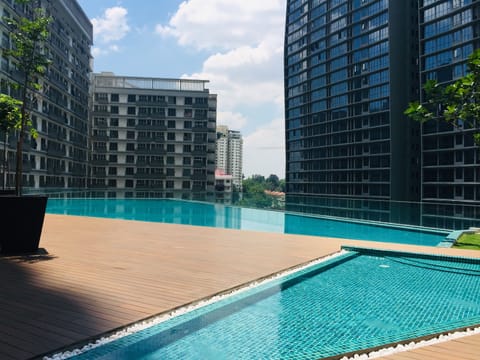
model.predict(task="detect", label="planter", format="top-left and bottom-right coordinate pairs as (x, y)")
top-left (0, 195), bottom-right (48, 254)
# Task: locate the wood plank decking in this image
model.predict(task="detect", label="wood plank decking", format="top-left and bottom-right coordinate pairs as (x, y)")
top-left (0, 214), bottom-right (479, 359)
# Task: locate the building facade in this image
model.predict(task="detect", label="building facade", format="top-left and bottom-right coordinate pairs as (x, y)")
top-left (90, 73), bottom-right (217, 201)
top-left (0, 0), bottom-right (92, 191)
top-left (418, 0), bottom-right (480, 228)
top-left (284, 0), bottom-right (420, 222)
top-left (215, 125), bottom-right (243, 190)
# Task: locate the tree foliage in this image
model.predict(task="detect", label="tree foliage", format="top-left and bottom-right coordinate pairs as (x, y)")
top-left (238, 174), bottom-right (285, 209)
top-left (2, 0), bottom-right (51, 195)
top-left (405, 49), bottom-right (480, 145)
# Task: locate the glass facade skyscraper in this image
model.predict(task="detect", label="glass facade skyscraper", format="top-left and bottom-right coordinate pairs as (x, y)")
top-left (284, 0), bottom-right (479, 225)
top-left (419, 0), bottom-right (480, 228)
top-left (284, 0), bottom-right (420, 220)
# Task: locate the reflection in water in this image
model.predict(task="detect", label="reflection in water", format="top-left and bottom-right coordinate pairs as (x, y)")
top-left (46, 198), bottom-right (445, 246)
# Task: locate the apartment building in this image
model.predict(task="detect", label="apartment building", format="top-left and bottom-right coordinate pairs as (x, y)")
top-left (418, 0), bottom-right (480, 228)
top-left (90, 73), bottom-right (217, 201)
top-left (0, 0), bottom-right (92, 190)
top-left (284, 0), bottom-right (420, 222)
top-left (216, 125), bottom-right (243, 191)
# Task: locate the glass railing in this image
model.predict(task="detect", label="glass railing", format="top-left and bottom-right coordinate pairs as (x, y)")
top-left (23, 187), bottom-right (480, 232)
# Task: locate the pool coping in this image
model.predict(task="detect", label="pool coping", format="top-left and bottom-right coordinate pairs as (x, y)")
top-left (42, 246), bottom-right (480, 360)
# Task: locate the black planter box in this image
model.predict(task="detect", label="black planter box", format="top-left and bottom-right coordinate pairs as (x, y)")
top-left (0, 195), bottom-right (48, 254)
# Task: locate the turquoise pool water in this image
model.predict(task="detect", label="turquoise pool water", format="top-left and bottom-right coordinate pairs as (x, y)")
top-left (69, 248), bottom-right (480, 359)
top-left (46, 198), bottom-right (445, 246)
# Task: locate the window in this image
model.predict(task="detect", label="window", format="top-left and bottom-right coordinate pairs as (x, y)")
top-left (166, 180), bottom-right (174, 188)
top-left (108, 179), bottom-right (117, 187)
top-left (127, 131), bottom-right (135, 139)
top-left (108, 167), bottom-right (117, 175)
top-left (127, 118), bottom-right (136, 127)
top-left (167, 133), bottom-right (175, 140)
top-left (167, 144), bottom-right (175, 152)
top-left (168, 120), bottom-right (176, 128)
top-left (111, 93), bottom-right (119, 102)
top-left (126, 167), bottom-right (134, 175)
top-left (109, 130), bottom-right (118, 139)
top-left (184, 109), bottom-right (192, 118)
top-left (109, 155), bottom-right (117, 163)
top-left (126, 155), bottom-right (134, 163)
top-left (168, 108), bottom-right (176, 117)
top-left (166, 168), bottom-right (175, 176)
top-left (168, 96), bottom-right (176, 104)
top-left (110, 118), bottom-right (118, 126)
top-left (127, 107), bottom-right (136, 115)
top-left (110, 106), bottom-right (119, 114)
top-left (184, 120), bottom-right (192, 128)
top-left (166, 156), bottom-right (174, 164)
top-left (109, 143), bottom-right (118, 151)
top-left (126, 143), bottom-right (135, 151)
top-left (182, 181), bottom-right (190, 189)
top-left (183, 157), bottom-right (191, 165)
top-left (185, 97), bottom-right (192, 105)
top-left (183, 144), bottom-right (191, 152)
top-left (128, 94), bottom-right (136, 102)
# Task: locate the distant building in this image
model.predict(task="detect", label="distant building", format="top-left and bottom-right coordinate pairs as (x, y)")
top-left (214, 169), bottom-right (233, 204)
top-left (90, 73), bottom-right (217, 201)
top-left (0, 0), bottom-right (92, 190)
top-left (216, 125), bottom-right (243, 191)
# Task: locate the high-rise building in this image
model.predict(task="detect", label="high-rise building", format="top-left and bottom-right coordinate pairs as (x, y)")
top-left (216, 125), bottom-right (243, 190)
top-left (0, 0), bottom-right (92, 190)
top-left (90, 73), bottom-right (217, 201)
top-left (418, 0), bottom-right (480, 228)
top-left (284, 0), bottom-right (420, 221)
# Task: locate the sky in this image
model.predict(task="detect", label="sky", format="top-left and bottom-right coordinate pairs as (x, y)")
top-left (77, 0), bottom-right (287, 178)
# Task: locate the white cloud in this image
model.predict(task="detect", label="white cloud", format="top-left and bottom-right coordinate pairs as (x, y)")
top-left (158, 0), bottom-right (286, 177)
top-left (217, 111), bottom-right (248, 130)
top-left (91, 7), bottom-right (130, 56)
top-left (243, 118), bottom-right (285, 177)
top-left (156, 0), bottom-right (285, 51)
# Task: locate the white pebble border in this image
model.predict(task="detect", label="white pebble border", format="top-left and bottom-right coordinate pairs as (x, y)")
top-left (341, 326), bottom-right (480, 360)
top-left (44, 250), bottom-right (348, 360)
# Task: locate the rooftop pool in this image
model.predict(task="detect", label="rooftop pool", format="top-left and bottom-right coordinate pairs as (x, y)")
top-left (59, 248), bottom-right (480, 359)
top-left (46, 198), bottom-right (447, 246)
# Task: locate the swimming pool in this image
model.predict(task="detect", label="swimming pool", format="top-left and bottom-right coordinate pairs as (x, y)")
top-left (63, 248), bottom-right (480, 359)
top-left (46, 198), bottom-right (446, 246)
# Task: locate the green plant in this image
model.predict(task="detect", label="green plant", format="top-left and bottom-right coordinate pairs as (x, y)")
top-left (2, 0), bottom-right (51, 195)
top-left (405, 49), bottom-right (480, 145)
top-left (0, 94), bottom-right (22, 189)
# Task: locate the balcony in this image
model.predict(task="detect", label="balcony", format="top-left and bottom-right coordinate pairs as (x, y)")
top-left (91, 159), bottom-right (109, 166)
top-left (135, 148), bottom-right (166, 155)
top-left (192, 173), bottom-right (207, 181)
top-left (47, 148), bottom-right (65, 157)
top-left (92, 135), bottom-right (109, 141)
top-left (135, 124), bottom-right (167, 131)
top-left (134, 172), bottom-right (165, 179)
top-left (192, 126), bottom-right (207, 132)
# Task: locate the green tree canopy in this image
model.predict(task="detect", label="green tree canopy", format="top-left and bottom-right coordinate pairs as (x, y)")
top-left (2, 0), bottom-right (51, 195)
top-left (405, 49), bottom-right (480, 145)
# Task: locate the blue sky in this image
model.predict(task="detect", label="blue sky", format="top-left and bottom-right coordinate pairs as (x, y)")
top-left (77, 0), bottom-right (286, 178)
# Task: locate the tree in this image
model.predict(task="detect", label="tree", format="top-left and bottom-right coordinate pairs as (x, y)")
top-left (405, 49), bottom-right (480, 145)
top-left (0, 94), bottom-right (22, 189)
top-left (2, 0), bottom-right (51, 195)
top-left (266, 174), bottom-right (279, 191)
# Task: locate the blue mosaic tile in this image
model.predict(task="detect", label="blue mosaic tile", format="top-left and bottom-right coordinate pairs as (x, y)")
top-left (72, 250), bottom-right (480, 360)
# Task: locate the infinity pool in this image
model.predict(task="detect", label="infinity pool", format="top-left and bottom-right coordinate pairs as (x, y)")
top-left (46, 198), bottom-right (446, 246)
top-left (66, 248), bottom-right (480, 359)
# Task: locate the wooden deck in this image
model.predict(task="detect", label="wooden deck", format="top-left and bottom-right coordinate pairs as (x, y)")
top-left (1, 214), bottom-right (479, 360)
